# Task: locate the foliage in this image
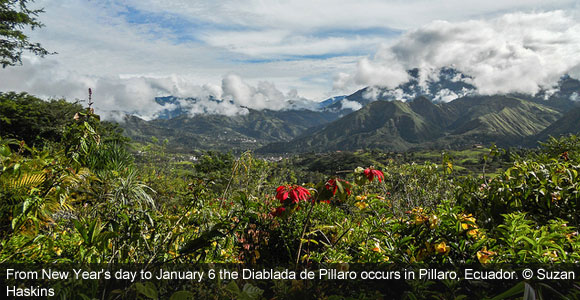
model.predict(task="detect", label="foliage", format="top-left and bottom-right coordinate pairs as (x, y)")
top-left (0, 92), bottom-right (126, 148)
top-left (0, 92), bottom-right (81, 147)
top-left (456, 144), bottom-right (580, 228)
top-left (1, 95), bottom-right (580, 298)
top-left (0, 0), bottom-right (51, 67)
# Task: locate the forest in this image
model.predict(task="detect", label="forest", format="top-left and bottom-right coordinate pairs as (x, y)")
top-left (1, 91), bottom-right (579, 299)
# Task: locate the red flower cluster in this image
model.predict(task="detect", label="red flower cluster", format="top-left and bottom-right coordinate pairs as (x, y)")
top-left (276, 185), bottom-right (311, 204)
top-left (364, 168), bottom-right (384, 182)
top-left (325, 178), bottom-right (351, 196)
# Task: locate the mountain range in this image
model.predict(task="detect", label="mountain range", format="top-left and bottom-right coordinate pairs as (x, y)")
top-left (121, 69), bottom-right (580, 153)
top-left (123, 108), bottom-right (341, 152)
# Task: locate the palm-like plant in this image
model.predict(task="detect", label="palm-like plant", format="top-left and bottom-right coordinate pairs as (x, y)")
top-left (108, 170), bottom-right (155, 209)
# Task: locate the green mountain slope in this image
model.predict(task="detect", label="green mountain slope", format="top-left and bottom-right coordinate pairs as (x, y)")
top-left (259, 96), bottom-right (563, 153)
top-left (441, 96), bottom-right (561, 146)
top-left (261, 99), bottom-right (444, 153)
top-left (528, 107), bottom-right (580, 145)
top-left (122, 109), bottom-right (340, 152)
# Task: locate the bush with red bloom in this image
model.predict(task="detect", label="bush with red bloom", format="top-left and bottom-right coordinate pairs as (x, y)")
top-left (325, 178), bottom-right (352, 196)
top-left (270, 206), bottom-right (286, 217)
top-left (276, 185), bottom-right (311, 204)
top-left (316, 178), bottom-right (353, 203)
top-left (364, 167), bottom-right (384, 183)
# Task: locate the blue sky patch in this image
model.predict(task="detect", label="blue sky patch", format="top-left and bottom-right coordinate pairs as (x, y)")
top-left (116, 4), bottom-right (251, 44)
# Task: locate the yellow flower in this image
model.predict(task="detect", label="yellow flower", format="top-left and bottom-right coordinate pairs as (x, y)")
top-left (467, 229), bottom-right (479, 238)
top-left (435, 241), bottom-right (449, 255)
top-left (412, 207), bottom-right (424, 214)
top-left (355, 201), bottom-right (368, 209)
top-left (461, 213), bottom-right (476, 224)
top-left (543, 250), bottom-right (558, 260)
top-left (429, 215), bottom-right (439, 229)
top-left (460, 213), bottom-right (477, 230)
top-left (415, 215), bottom-right (428, 225)
top-left (355, 195), bottom-right (368, 201)
top-left (54, 247), bottom-right (62, 256)
top-left (477, 247), bottom-right (496, 264)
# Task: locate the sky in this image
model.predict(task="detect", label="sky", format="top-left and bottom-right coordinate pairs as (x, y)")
top-left (1, 0), bottom-right (580, 119)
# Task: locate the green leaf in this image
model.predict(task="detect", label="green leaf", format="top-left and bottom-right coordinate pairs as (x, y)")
top-left (241, 283), bottom-right (264, 300)
top-left (523, 282), bottom-right (536, 300)
top-left (515, 236), bottom-right (536, 247)
top-left (0, 145), bottom-right (11, 156)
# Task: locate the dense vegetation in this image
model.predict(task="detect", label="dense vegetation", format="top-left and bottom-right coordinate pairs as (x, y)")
top-left (1, 92), bottom-right (579, 299)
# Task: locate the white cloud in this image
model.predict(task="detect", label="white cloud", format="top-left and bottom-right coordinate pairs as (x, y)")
top-left (178, 98), bottom-right (248, 117)
top-left (353, 56), bottom-right (409, 89)
top-left (375, 87), bottom-right (414, 102)
top-left (17, 0), bottom-right (360, 101)
top-left (433, 89), bottom-right (460, 103)
top-left (123, 0), bottom-right (577, 32)
top-left (0, 58), bottom-right (310, 119)
top-left (201, 30), bottom-right (385, 58)
top-left (0, 57), bottom-right (184, 120)
top-left (2, 0), bottom-right (579, 116)
top-left (340, 99), bottom-right (363, 111)
top-left (340, 11), bottom-right (580, 96)
top-left (221, 73), bottom-right (308, 111)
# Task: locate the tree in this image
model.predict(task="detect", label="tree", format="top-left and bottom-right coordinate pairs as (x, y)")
top-left (0, 0), bottom-right (51, 67)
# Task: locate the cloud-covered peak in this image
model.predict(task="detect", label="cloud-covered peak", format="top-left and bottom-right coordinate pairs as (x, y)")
top-left (3, 2), bottom-right (580, 119)
top-left (0, 58), bottom-right (315, 120)
top-left (337, 11), bottom-right (580, 97)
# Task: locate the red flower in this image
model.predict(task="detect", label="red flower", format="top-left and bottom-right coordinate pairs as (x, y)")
top-left (325, 178), bottom-right (351, 196)
top-left (276, 185), bottom-right (311, 204)
top-left (364, 168), bottom-right (384, 182)
top-left (561, 151), bottom-right (569, 161)
top-left (270, 206), bottom-right (286, 217)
